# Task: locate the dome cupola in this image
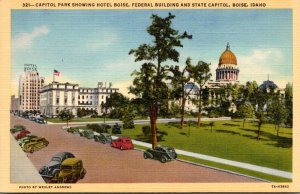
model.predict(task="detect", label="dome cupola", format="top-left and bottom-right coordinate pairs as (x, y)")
top-left (218, 43), bottom-right (237, 65)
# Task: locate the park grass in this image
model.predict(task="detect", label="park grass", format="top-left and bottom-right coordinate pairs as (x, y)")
top-left (48, 117), bottom-right (118, 123)
top-left (118, 119), bottom-right (292, 172)
top-left (133, 144), bottom-right (291, 182)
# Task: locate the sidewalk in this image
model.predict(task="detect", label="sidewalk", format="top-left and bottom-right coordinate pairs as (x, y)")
top-left (122, 137), bottom-right (292, 179)
top-left (47, 117), bottom-right (232, 125)
top-left (10, 135), bottom-right (44, 183)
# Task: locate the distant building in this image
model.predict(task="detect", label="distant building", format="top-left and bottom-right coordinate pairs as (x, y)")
top-left (78, 82), bottom-right (119, 114)
top-left (40, 81), bottom-right (119, 117)
top-left (40, 82), bottom-right (79, 116)
top-left (10, 95), bottom-right (19, 113)
top-left (18, 64), bottom-right (45, 113)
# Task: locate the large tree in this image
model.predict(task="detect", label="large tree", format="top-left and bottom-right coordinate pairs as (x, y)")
top-left (269, 96), bottom-right (288, 137)
top-left (58, 109), bottom-right (74, 127)
top-left (129, 13), bottom-right (192, 148)
top-left (285, 82), bottom-right (293, 127)
top-left (189, 60), bottom-right (212, 127)
top-left (168, 58), bottom-right (194, 129)
top-left (237, 103), bottom-right (254, 129)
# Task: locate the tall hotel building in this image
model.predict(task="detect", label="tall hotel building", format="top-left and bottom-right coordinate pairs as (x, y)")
top-left (19, 64), bottom-right (45, 113)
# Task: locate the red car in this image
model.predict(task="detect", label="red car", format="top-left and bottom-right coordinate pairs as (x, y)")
top-left (15, 130), bottom-right (31, 140)
top-left (111, 137), bottom-right (134, 150)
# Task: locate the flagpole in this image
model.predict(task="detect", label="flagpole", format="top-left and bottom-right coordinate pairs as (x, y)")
top-left (53, 69), bottom-right (55, 83)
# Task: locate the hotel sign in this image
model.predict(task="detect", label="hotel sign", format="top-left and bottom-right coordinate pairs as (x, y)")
top-left (24, 64), bottom-right (37, 72)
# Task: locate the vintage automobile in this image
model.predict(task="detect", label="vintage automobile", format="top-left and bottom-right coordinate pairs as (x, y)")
top-left (18, 134), bottom-right (37, 147)
top-left (29, 116), bottom-right (36, 122)
top-left (112, 123), bottom-right (122, 134)
top-left (22, 137), bottom-right (49, 153)
top-left (15, 130), bottom-right (31, 140)
top-left (111, 137), bottom-right (134, 150)
top-left (57, 158), bottom-right (86, 183)
top-left (10, 125), bottom-right (26, 134)
top-left (35, 117), bottom-right (45, 124)
top-left (94, 133), bottom-right (112, 144)
top-left (66, 127), bottom-right (80, 134)
top-left (39, 152), bottom-right (75, 182)
top-left (79, 129), bottom-right (94, 139)
top-left (143, 146), bottom-right (177, 163)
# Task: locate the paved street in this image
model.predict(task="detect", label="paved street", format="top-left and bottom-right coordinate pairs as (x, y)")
top-left (11, 115), bottom-right (261, 183)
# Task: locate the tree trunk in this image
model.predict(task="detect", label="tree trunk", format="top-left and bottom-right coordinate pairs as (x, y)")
top-left (243, 118), bottom-right (245, 129)
top-left (277, 125), bottom-right (279, 137)
top-left (257, 123), bottom-right (261, 140)
top-left (197, 96), bottom-right (202, 128)
top-left (180, 97), bottom-right (186, 129)
top-left (149, 104), bottom-right (158, 149)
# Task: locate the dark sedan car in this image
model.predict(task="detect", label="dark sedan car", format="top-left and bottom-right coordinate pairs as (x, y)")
top-left (39, 152), bottom-right (75, 182)
top-left (94, 133), bottom-right (112, 144)
top-left (143, 146), bottom-right (177, 163)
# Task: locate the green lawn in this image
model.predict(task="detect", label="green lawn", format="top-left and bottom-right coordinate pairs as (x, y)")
top-left (47, 117), bottom-right (119, 123)
top-left (134, 144), bottom-right (291, 182)
top-left (117, 119), bottom-right (292, 172)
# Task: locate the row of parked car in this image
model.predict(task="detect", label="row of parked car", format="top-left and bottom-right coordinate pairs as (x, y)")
top-left (11, 125), bottom-right (49, 153)
top-left (65, 124), bottom-right (178, 163)
top-left (66, 126), bottom-right (135, 150)
top-left (15, 112), bottom-right (46, 124)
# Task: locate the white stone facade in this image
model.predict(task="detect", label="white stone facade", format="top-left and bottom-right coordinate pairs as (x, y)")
top-left (40, 81), bottom-right (119, 117)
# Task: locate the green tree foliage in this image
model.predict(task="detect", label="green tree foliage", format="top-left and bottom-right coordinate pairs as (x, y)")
top-left (77, 108), bottom-right (87, 118)
top-left (104, 92), bottom-right (130, 119)
top-left (285, 82), bottom-right (293, 127)
top-left (237, 103), bottom-right (254, 129)
top-left (189, 60), bottom-right (212, 127)
top-left (269, 97), bottom-right (288, 137)
top-left (129, 13), bottom-right (192, 148)
top-left (58, 110), bottom-right (74, 127)
top-left (168, 57), bottom-right (195, 129)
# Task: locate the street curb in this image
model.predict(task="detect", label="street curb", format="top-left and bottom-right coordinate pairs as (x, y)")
top-left (133, 148), bottom-right (270, 182)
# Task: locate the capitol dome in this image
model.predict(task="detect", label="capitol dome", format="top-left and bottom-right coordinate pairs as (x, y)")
top-left (219, 43), bottom-right (237, 65)
top-left (216, 43), bottom-right (239, 83)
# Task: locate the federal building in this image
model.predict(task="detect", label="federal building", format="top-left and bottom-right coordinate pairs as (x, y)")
top-left (39, 81), bottom-right (119, 117)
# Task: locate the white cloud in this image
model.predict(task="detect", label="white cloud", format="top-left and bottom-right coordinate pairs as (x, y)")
top-left (13, 26), bottom-right (49, 49)
top-left (238, 48), bottom-right (290, 88)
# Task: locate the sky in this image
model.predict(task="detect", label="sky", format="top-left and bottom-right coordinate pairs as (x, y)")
top-left (12, 10), bottom-right (292, 96)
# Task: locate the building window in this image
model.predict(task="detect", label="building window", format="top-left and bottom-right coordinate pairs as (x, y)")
top-left (90, 96), bottom-right (92, 99)
top-left (78, 96), bottom-right (80, 99)
top-left (64, 96), bottom-right (67, 104)
top-left (56, 97), bottom-right (59, 104)
top-left (82, 96), bottom-right (84, 99)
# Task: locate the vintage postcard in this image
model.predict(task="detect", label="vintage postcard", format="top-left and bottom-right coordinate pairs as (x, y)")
top-left (0, 0), bottom-right (299, 192)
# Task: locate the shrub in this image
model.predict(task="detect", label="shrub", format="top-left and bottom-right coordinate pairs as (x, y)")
top-left (86, 124), bottom-right (110, 133)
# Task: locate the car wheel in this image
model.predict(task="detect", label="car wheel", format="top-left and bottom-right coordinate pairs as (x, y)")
top-left (80, 169), bottom-right (86, 179)
top-left (29, 147), bottom-right (34, 153)
top-left (143, 153), bottom-right (148, 159)
top-left (160, 156), bottom-right (167, 163)
top-left (120, 146), bottom-right (124, 150)
top-left (53, 173), bottom-right (59, 183)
